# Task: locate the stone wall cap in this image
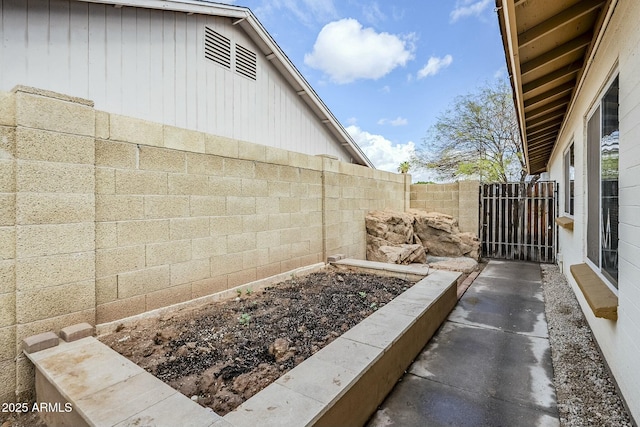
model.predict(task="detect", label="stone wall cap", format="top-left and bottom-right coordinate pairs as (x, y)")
top-left (60, 323), bottom-right (95, 342)
top-left (22, 331), bottom-right (59, 354)
top-left (12, 85), bottom-right (94, 107)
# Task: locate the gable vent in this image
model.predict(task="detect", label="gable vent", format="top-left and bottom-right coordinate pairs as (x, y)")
top-left (204, 27), bottom-right (231, 69)
top-left (235, 44), bottom-right (257, 80)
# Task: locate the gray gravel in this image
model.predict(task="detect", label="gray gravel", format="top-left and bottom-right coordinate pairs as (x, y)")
top-left (541, 264), bottom-right (634, 427)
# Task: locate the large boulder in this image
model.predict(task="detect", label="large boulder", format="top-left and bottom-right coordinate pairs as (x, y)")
top-left (409, 210), bottom-right (480, 260)
top-left (365, 211), bottom-right (421, 264)
top-left (364, 210), bottom-right (480, 265)
top-left (365, 210), bottom-right (415, 245)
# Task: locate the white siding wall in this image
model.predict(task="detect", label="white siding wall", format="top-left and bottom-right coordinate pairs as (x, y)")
top-left (548, 0), bottom-right (640, 420)
top-left (0, 0), bottom-right (350, 161)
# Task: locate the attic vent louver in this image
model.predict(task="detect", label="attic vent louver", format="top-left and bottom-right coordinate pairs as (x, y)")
top-left (204, 27), bottom-right (231, 69)
top-left (235, 44), bottom-right (257, 80)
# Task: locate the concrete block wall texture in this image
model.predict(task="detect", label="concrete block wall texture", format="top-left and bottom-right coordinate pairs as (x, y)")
top-left (0, 98), bottom-right (15, 405)
top-left (323, 160), bottom-right (406, 258)
top-left (0, 90), bottom-right (17, 405)
top-left (0, 87), bottom-right (98, 402)
top-left (409, 181), bottom-right (480, 234)
top-left (456, 180), bottom-right (481, 235)
top-left (0, 86), bottom-right (452, 403)
top-left (93, 133), bottom-right (327, 325)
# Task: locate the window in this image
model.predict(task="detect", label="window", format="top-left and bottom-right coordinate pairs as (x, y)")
top-left (586, 75), bottom-right (619, 287)
top-left (564, 143), bottom-right (575, 216)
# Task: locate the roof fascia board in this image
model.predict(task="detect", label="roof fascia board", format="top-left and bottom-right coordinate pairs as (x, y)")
top-left (497, 0), bottom-right (530, 172)
top-left (78, 0), bottom-right (249, 17)
top-left (72, 0), bottom-right (373, 167)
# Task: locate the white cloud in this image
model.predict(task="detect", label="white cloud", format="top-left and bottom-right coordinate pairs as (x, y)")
top-left (300, 0), bottom-right (338, 22)
top-left (450, 0), bottom-right (492, 23)
top-left (378, 116), bottom-right (408, 126)
top-left (381, 85), bottom-right (391, 93)
top-left (417, 55), bottom-right (453, 79)
top-left (362, 2), bottom-right (385, 24)
top-left (390, 117), bottom-right (408, 126)
top-left (304, 18), bottom-right (415, 84)
top-left (255, 0), bottom-right (337, 27)
top-left (347, 125), bottom-right (415, 173)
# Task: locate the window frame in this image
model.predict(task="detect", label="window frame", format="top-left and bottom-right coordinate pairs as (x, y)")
top-left (585, 72), bottom-right (619, 292)
top-left (563, 142), bottom-right (575, 217)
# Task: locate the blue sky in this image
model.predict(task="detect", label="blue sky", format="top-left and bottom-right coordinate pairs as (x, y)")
top-left (220, 0), bottom-right (506, 181)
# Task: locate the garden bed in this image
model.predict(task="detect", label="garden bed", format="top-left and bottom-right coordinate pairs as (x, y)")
top-left (99, 270), bottom-right (413, 416)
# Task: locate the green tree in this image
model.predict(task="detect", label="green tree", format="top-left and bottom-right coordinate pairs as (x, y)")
top-left (412, 79), bottom-right (526, 183)
top-left (397, 161), bottom-right (410, 174)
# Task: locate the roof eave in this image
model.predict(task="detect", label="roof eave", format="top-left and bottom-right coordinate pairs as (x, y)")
top-left (496, 0), bottom-right (532, 174)
top-left (496, 0), bottom-right (616, 175)
top-left (81, 0), bottom-right (249, 18)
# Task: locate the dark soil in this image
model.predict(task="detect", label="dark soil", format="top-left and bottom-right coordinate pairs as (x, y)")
top-left (99, 270), bottom-right (413, 415)
top-left (0, 413), bottom-right (46, 427)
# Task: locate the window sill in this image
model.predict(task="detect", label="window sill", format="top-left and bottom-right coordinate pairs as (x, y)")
top-left (556, 216), bottom-right (574, 230)
top-left (570, 263), bottom-right (618, 321)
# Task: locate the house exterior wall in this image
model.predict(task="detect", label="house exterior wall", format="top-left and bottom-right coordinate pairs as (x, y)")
top-left (548, 0), bottom-right (640, 419)
top-left (0, 86), bottom-right (407, 403)
top-left (0, 0), bottom-right (352, 162)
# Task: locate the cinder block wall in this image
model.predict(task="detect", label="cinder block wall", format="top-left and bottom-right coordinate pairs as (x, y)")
top-left (93, 116), bottom-right (326, 325)
top-left (0, 86), bottom-right (408, 402)
top-left (323, 161), bottom-right (406, 259)
top-left (0, 87), bottom-right (98, 402)
top-left (410, 181), bottom-right (480, 234)
top-left (0, 91), bottom-right (17, 405)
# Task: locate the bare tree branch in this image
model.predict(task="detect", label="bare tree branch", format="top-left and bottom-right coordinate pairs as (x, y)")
top-left (412, 80), bottom-right (527, 183)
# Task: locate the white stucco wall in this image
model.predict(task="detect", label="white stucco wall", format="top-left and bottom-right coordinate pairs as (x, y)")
top-left (0, 0), bottom-right (352, 162)
top-left (548, 0), bottom-right (640, 420)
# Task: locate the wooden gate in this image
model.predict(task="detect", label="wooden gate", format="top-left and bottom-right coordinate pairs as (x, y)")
top-left (480, 181), bottom-right (557, 263)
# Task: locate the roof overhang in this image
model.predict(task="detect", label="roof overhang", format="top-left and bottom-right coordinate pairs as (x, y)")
top-left (75, 0), bottom-right (374, 168)
top-left (496, 0), bottom-right (613, 174)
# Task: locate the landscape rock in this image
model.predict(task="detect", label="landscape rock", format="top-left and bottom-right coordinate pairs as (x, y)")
top-left (458, 232), bottom-right (481, 260)
top-left (365, 210), bottom-right (415, 244)
top-left (365, 210), bottom-right (481, 264)
top-left (367, 241), bottom-right (427, 265)
top-left (409, 210), bottom-right (480, 260)
top-left (428, 256), bottom-right (478, 274)
top-left (268, 338), bottom-right (294, 363)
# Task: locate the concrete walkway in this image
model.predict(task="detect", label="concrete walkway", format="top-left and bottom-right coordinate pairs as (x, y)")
top-left (368, 260), bottom-right (560, 427)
